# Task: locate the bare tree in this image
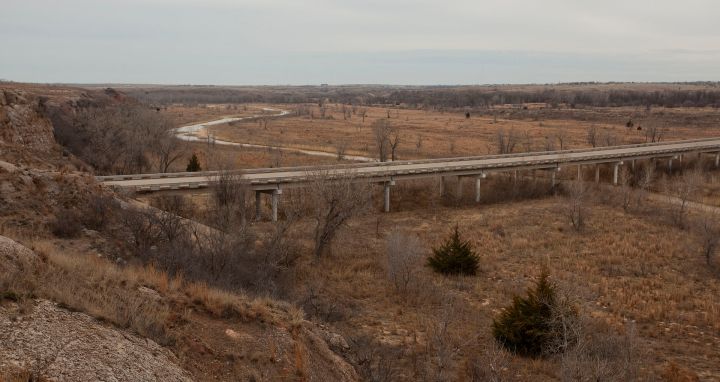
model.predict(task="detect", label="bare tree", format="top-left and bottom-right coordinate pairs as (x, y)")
top-left (388, 128), bottom-right (401, 161)
top-left (601, 129), bottom-right (619, 147)
top-left (373, 119), bottom-right (396, 162)
top-left (151, 118), bottom-right (188, 173)
top-left (645, 125), bottom-right (666, 143)
top-left (336, 139), bottom-right (349, 161)
top-left (496, 129), bottom-right (519, 154)
top-left (304, 170), bottom-right (372, 258)
top-left (544, 135), bottom-right (557, 151)
top-left (415, 134), bottom-right (424, 153)
top-left (556, 129), bottom-right (568, 150)
top-left (385, 230), bottom-right (424, 293)
top-left (586, 125), bottom-right (598, 148)
top-left (359, 108), bottom-right (368, 123)
top-left (211, 170), bottom-right (249, 229)
top-left (521, 130), bottom-right (534, 152)
top-left (697, 213), bottom-right (720, 268)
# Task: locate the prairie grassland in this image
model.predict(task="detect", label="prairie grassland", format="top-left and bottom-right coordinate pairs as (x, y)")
top-left (270, 191), bottom-right (720, 380)
top-left (207, 103), bottom-right (720, 162)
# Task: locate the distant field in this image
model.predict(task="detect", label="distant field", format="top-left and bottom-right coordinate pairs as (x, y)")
top-left (201, 103), bottom-right (720, 162)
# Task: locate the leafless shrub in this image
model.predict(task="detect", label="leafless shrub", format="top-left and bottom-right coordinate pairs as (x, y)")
top-left (81, 192), bottom-right (119, 230)
top-left (211, 170), bottom-right (249, 229)
top-left (495, 129), bottom-right (518, 154)
top-left (696, 213), bottom-right (720, 270)
top-left (424, 303), bottom-right (457, 381)
top-left (617, 168), bottom-right (633, 211)
top-left (117, 207), bottom-right (163, 256)
top-left (50, 208), bottom-right (83, 238)
top-left (561, 181), bottom-right (588, 231)
top-left (634, 164), bottom-right (655, 208)
top-left (586, 125), bottom-right (598, 147)
top-left (645, 125), bottom-right (666, 143)
top-left (664, 168), bottom-right (702, 228)
top-left (415, 134), bottom-right (424, 153)
top-left (544, 135), bottom-right (556, 151)
top-left (151, 195), bottom-right (192, 242)
top-left (601, 129), bottom-right (619, 147)
top-left (521, 130), bottom-right (533, 152)
top-left (346, 333), bottom-right (402, 382)
top-left (385, 230), bottom-right (424, 293)
top-left (560, 321), bottom-right (639, 381)
top-left (336, 139), bottom-right (349, 161)
top-left (463, 342), bottom-right (510, 382)
top-left (304, 170), bottom-right (373, 258)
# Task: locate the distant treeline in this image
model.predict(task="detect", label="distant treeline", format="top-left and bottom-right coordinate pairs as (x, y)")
top-left (125, 83), bottom-right (720, 108)
top-left (378, 87), bottom-right (720, 108)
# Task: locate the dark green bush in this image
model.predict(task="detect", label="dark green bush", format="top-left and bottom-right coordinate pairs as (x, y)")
top-left (427, 226), bottom-right (478, 275)
top-left (186, 153), bottom-right (201, 172)
top-left (492, 271), bottom-right (577, 357)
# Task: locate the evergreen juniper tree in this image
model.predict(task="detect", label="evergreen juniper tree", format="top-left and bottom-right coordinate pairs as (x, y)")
top-left (492, 270), bottom-right (573, 357)
top-left (186, 153), bottom-right (201, 172)
top-left (427, 225), bottom-right (479, 275)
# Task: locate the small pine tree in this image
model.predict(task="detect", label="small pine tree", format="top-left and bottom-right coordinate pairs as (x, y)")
top-left (186, 153), bottom-right (201, 172)
top-left (427, 225), bottom-right (479, 275)
top-left (492, 270), bottom-right (572, 357)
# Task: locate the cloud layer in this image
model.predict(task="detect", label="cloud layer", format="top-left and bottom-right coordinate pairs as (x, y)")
top-left (2, 0), bottom-right (718, 84)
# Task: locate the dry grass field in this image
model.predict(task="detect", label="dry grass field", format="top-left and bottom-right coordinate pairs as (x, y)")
top-left (202, 103), bottom-right (720, 163)
top-left (242, 188), bottom-right (720, 380)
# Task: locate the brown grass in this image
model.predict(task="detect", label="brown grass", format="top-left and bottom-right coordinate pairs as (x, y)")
top-left (205, 103), bottom-right (719, 163)
top-left (275, 194), bottom-right (720, 379)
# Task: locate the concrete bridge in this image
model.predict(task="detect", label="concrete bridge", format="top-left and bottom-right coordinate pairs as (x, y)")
top-left (98, 138), bottom-right (720, 221)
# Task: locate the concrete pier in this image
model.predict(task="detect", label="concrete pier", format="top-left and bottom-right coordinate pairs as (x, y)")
top-left (255, 191), bottom-right (262, 220)
top-left (613, 162), bottom-right (623, 185)
top-left (595, 164), bottom-right (600, 183)
top-left (271, 189), bottom-right (281, 222)
top-left (475, 173), bottom-right (486, 203)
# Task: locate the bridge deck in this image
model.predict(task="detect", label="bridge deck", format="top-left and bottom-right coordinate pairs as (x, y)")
top-left (99, 138), bottom-right (720, 192)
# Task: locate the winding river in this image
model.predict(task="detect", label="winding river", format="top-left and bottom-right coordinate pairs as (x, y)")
top-left (173, 107), bottom-right (374, 162)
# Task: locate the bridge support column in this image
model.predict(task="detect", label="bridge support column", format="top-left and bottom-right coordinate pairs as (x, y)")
top-left (255, 191), bottom-right (262, 220)
top-left (439, 176), bottom-right (445, 197)
top-left (613, 162), bottom-right (623, 185)
top-left (551, 170), bottom-right (557, 189)
top-left (475, 173), bottom-right (486, 203)
top-left (631, 159), bottom-right (636, 172)
top-left (456, 176), bottom-right (463, 201)
top-left (577, 165), bottom-right (582, 181)
top-left (716, 153), bottom-right (720, 168)
top-left (668, 158), bottom-right (673, 172)
top-left (595, 165), bottom-right (600, 183)
top-left (271, 189), bottom-right (281, 222)
top-left (383, 180), bottom-right (395, 212)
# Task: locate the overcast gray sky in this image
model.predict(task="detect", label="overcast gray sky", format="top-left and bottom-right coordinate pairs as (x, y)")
top-left (2, 0), bottom-right (719, 85)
